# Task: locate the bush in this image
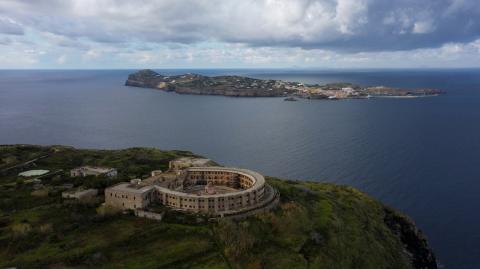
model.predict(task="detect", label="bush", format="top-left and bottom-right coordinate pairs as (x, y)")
top-left (96, 204), bottom-right (121, 216)
top-left (216, 219), bottom-right (257, 261)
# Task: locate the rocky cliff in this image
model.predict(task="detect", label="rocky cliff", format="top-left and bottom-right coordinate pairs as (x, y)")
top-left (384, 207), bottom-right (437, 268)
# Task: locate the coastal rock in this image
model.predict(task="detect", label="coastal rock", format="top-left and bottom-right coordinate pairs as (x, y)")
top-left (384, 207), bottom-right (437, 269)
top-left (365, 86), bottom-right (444, 97)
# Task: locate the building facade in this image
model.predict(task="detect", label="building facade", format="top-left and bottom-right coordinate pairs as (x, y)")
top-left (156, 167), bottom-right (266, 214)
top-left (105, 183), bottom-right (154, 210)
top-left (104, 165), bottom-right (276, 217)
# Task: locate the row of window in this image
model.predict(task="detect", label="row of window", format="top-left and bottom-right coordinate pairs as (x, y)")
top-left (190, 171), bottom-right (233, 175)
top-left (189, 176), bottom-right (232, 181)
top-left (166, 201), bottom-right (253, 210)
top-left (110, 192), bottom-right (137, 201)
top-left (186, 175), bottom-right (255, 186)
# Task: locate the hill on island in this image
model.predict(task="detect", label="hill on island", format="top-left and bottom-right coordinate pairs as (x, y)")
top-left (0, 145), bottom-right (436, 269)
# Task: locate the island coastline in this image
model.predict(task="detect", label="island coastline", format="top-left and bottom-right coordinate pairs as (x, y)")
top-left (125, 69), bottom-right (445, 100)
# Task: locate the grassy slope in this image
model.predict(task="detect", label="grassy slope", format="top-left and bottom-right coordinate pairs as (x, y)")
top-left (0, 145), bottom-right (415, 269)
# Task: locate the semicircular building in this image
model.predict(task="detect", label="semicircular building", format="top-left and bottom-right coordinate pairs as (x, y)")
top-left (105, 158), bottom-right (278, 218)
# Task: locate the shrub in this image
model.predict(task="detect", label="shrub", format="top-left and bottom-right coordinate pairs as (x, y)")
top-left (216, 219), bottom-right (257, 261)
top-left (96, 204), bottom-right (121, 216)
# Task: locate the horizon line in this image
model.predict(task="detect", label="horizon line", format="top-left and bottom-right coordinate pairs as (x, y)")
top-left (1, 67), bottom-right (480, 71)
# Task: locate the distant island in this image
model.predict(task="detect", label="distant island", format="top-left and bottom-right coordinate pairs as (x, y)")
top-left (125, 69), bottom-right (444, 99)
top-left (0, 144), bottom-right (437, 268)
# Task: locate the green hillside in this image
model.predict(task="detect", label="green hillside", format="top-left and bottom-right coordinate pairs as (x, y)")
top-left (0, 145), bottom-right (436, 269)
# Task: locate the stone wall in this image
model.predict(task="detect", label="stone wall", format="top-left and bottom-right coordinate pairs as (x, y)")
top-left (105, 185), bottom-right (154, 210)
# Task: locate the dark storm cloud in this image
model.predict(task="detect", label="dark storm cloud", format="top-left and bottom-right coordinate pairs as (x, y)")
top-left (0, 0), bottom-right (479, 52)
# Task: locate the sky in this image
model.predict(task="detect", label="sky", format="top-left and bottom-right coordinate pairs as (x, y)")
top-left (0, 0), bottom-right (480, 69)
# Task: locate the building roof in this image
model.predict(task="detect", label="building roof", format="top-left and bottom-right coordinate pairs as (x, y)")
top-left (106, 182), bottom-right (154, 194)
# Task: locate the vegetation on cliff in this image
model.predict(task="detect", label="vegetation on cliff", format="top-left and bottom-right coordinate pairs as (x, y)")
top-left (0, 145), bottom-right (436, 268)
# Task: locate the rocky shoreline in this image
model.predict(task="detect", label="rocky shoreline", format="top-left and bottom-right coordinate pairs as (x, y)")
top-left (125, 69), bottom-right (444, 100)
top-left (384, 207), bottom-right (437, 268)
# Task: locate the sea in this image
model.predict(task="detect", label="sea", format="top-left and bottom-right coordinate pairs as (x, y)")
top-left (1, 68), bottom-right (480, 268)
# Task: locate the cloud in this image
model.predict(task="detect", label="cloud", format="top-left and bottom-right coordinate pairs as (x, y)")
top-left (56, 55), bottom-right (67, 64)
top-left (0, 36), bottom-right (11, 45)
top-left (0, 16), bottom-right (23, 35)
top-left (83, 49), bottom-right (102, 60)
top-left (0, 0), bottom-right (478, 53)
top-left (0, 46), bottom-right (39, 67)
top-left (0, 0), bottom-right (479, 68)
top-left (413, 21), bottom-right (435, 34)
top-left (40, 32), bottom-right (87, 49)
